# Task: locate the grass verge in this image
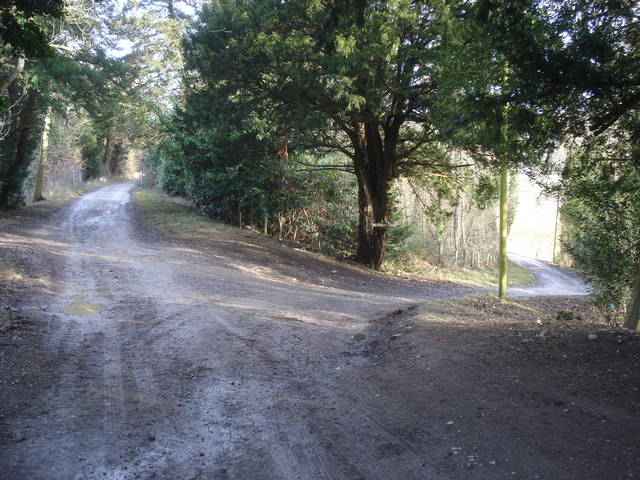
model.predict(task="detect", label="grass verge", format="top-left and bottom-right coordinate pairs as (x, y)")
top-left (384, 253), bottom-right (535, 287)
top-left (132, 187), bottom-right (238, 244)
top-left (440, 261), bottom-right (535, 287)
top-left (135, 187), bottom-right (538, 288)
top-left (416, 293), bottom-right (605, 329)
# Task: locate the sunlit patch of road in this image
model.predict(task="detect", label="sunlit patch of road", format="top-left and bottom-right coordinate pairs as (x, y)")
top-left (506, 253), bottom-right (590, 297)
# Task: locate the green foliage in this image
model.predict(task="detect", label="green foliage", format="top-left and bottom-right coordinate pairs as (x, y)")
top-left (475, 0), bottom-right (639, 319)
top-left (0, 158), bottom-right (30, 209)
top-left (384, 217), bottom-right (417, 262)
top-left (179, 0), bottom-right (492, 268)
top-left (473, 173), bottom-right (499, 210)
top-left (79, 127), bottom-right (102, 179)
top-left (149, 144), bottom-right (188, 197)
top-left (560, 112), bottom-right (640, 315)
top-left (150, 111), bottom-right (360, 257)
top-left (0, 0), bottom-right (155, 206)
top-left (34, 50), bottom-right (138, 179)
top-left (383, 162), bottom-right (511, 272)
top-left (0, 85), bottom-right (41, 210)
top-left (0, 0), bottom-right (65, 57)
top-left (477, 0), bottom-right (640, 138)
top-left (300, 164), bottom-right (358, 258)
top-left (178, 117), bottom-right (283, 223)
top-left (151, 93), bottom-right (283, 223)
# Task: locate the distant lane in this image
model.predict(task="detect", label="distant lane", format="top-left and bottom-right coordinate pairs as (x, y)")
top-left (506, 253), bottom-right (591, 297)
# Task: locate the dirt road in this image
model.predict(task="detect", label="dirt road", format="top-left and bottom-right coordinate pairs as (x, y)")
top-left (1, 182), bottom-right (638, 479)
top-left (0, 182), bottom-right (472, 479)
top-left (506, 253), bottom-right (590, 297)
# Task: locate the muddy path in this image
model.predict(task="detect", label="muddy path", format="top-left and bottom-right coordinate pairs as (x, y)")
top-left (1, 182), bottom-right (637, 480)
top-left (0, 182), bottom-right (475, 479)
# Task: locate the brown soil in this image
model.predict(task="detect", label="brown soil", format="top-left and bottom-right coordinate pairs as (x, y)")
top-left (1, 182), bottom-right (638, 480)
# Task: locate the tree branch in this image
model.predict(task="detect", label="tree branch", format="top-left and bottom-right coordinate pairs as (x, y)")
top-left (590, 91), bottom-right (640, 136)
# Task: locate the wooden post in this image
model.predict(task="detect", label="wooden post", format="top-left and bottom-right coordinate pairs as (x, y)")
top-left (498, 164), bottom-right (508, 300)
top-left (498, 62), bottom-right (510, 300)
top-left (552, 195), bottom-right (560, 263)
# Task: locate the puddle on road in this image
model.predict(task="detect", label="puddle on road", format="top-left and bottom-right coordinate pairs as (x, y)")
top-left (60, 295), bottom-right (104, 315)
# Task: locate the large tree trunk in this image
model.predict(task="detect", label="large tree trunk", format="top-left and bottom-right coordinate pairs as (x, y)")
top-left (101, 133), bottom-right (113, 177)
top-left (0, 89), bottom-right (38, 212)
top-left (624, 266), bottom-right (640, 330)
top-left (354, 178), bottom-right (390, 269)
top-left (109, 140), bottom-right (123, 176)
top-left (350, 121), bottom-right (395, 269)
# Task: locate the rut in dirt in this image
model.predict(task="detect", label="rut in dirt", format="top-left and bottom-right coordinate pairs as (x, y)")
top-left (1, 182), bottom-right (480, 480)
top-left (3, 182), bottom-right (619, 480)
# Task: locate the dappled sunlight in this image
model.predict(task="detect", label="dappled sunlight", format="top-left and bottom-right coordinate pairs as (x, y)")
top-left (1, 233), bottom-right (71, 251)
top-left (2, 0), bottom-right (638, 471)
top-left (4, 182), bottom-right (636, 480)
top-left (2, 182), bottom-right (453, 340)
top-left (208, 299), bottom-right (362, 332)
top-left (0, 266), bottom-right (25, 283)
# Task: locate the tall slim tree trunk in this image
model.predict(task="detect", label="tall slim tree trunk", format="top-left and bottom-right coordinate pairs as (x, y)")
top-left (453, 189), bottom-right (460, 265)
top-left (624, 267), bottom-right (640, 330)
top-left (0, 89), bottom-right (38, 212)
top-left (498, 163), bottom-right (508, 300)
top-left (34, 107), bottom-right (52, 202)
top-left (498, 64), bottom-right (510, 300)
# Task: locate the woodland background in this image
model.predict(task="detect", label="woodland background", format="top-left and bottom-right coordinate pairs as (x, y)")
top-left (1, 0), bottom-right (638, 329)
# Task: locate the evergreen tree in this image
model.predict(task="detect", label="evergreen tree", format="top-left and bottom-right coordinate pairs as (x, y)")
top-left (0, 0), bottom-right (65, 210)
top-left (476, 0), bottom-right (640, 328)
top-left (560, 113), bottom-right (640, 329)
top-left (183, 0), bottom-right (477, 268)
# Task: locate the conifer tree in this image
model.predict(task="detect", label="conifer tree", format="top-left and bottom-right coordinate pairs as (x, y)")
top-left (184, 0), bottom-right (476, 268)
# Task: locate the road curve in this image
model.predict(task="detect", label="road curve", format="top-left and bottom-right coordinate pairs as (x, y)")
top-left (506, 252), bottom-right (590, 297)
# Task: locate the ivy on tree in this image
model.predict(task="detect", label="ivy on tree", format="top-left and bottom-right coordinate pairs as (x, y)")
top-left (0, 0), bottom-right (64, 58)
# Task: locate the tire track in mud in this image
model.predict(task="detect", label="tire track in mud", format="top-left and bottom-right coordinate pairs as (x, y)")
top-left (3, 182), bottom-right (635, 480)
top-left (0, 183), bottom-right (200, 478)
top-left (1, 182), bottom-right (463, 479)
